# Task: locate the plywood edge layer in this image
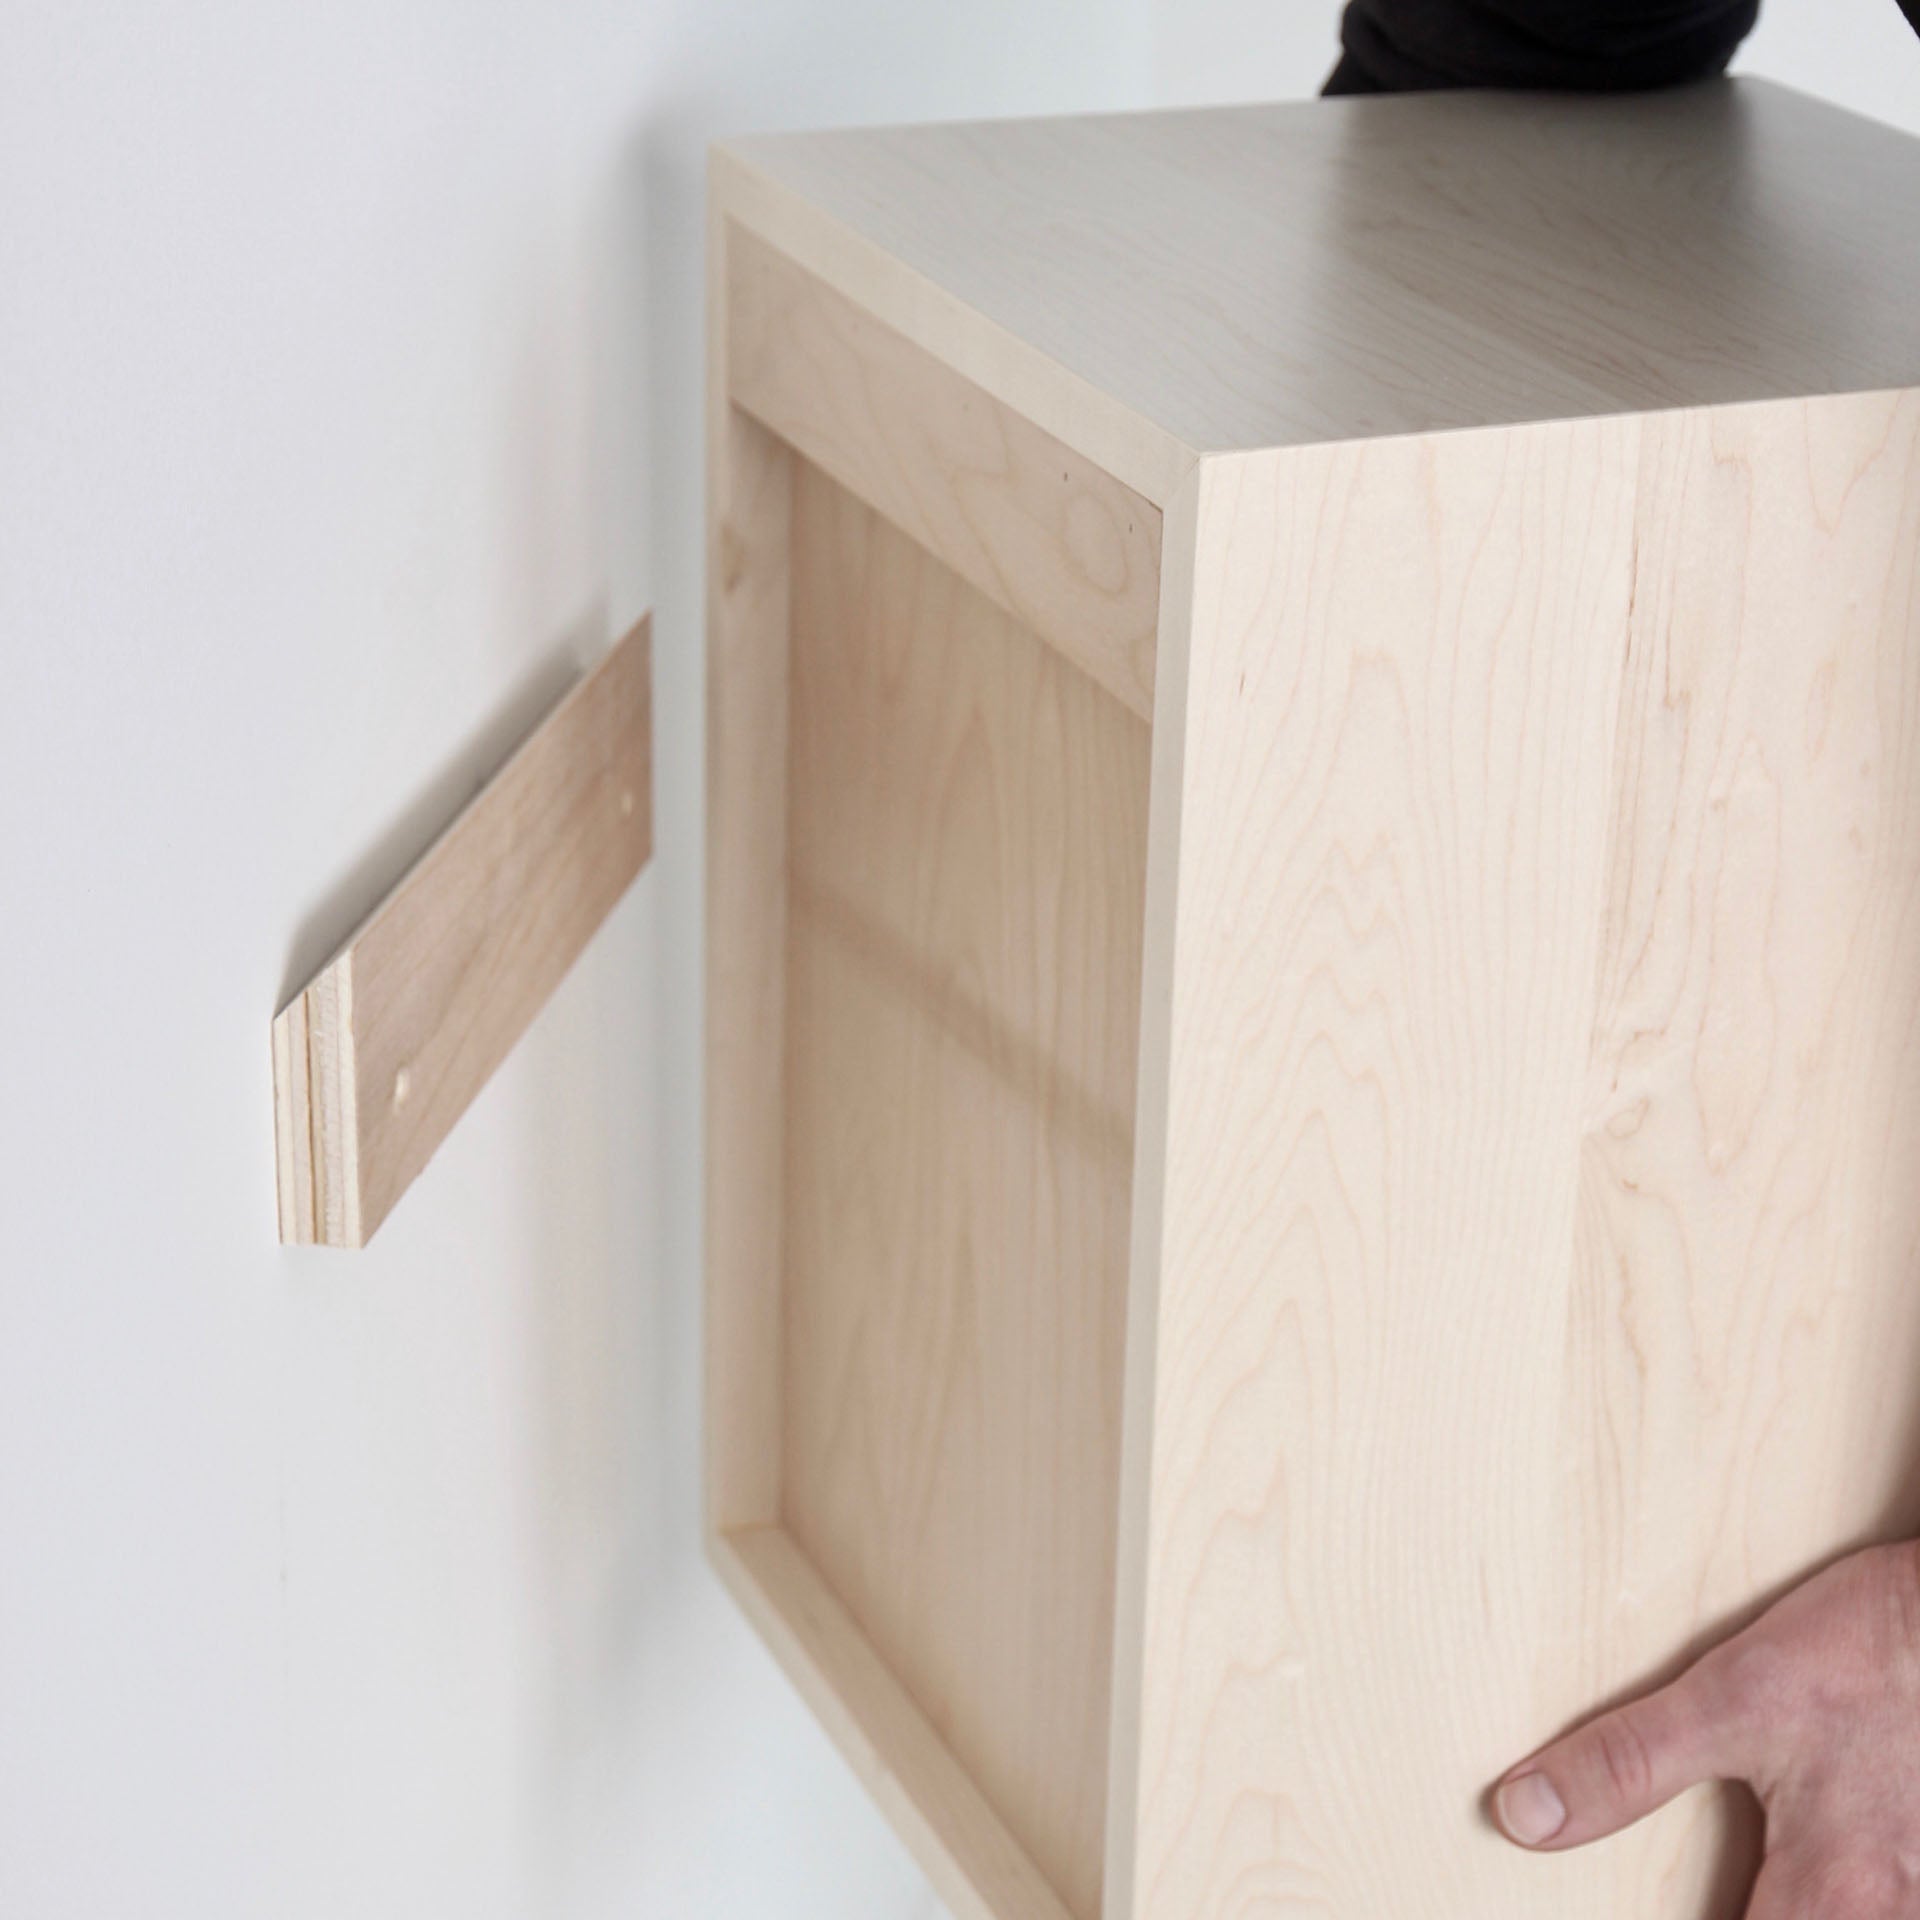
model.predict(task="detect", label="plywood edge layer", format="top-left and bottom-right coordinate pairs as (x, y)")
top-left (271, 989), bottom-right (317, 1244)
top-left (726, 220), bottom-right (1161, 720)
top-left (271, 951), bottom-right (361, 1245)
top-left (711, 145), bottom-right (1195, 513)
top-left (271, 616), bottom-right (653, 1249)
top-left (713, 1525), bottom-right (1077, 1920)
top-left (1099, 461), bottom-right (1208, 1920)
top-left (703, 394), bottom-right (793, 1531)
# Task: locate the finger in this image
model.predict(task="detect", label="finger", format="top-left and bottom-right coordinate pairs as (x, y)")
top-left (1493, 1663), bottom-right (1743, 1851)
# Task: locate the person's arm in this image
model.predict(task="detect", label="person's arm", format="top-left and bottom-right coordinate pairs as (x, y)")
top-left (1325, 0), bottom-right (1760, 93)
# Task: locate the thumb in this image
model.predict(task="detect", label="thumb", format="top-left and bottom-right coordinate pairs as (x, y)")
top-left (1493, 1661), bottom-right (1742, 1852)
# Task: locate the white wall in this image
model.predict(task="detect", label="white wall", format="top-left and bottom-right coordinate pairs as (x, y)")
top-left (0, 4), bottom-right (1149, 1916)
top-left (1738, 0), bottom-right (1920, 134)
top-left (6, 3), bottom-right (1917, 1917)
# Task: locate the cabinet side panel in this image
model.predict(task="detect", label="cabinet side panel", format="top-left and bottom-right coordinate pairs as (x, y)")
top-left (707, 184), bottom-right (795, 1530)
top-left (782, 462), bottom-right (1150, 1920)
top-left (1130, 394), bottom-right (1920, 1919)
top-left (1127, 424), bottom-right (1642, 1918)
top-left (1566, 393), bottom-right (1920, 1905)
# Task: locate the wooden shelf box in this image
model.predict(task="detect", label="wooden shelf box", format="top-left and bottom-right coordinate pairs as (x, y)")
top-left (705, 81), bottom-right (1920, 1920)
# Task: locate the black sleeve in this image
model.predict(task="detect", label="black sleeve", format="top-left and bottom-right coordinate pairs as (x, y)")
top-left (1324, 0), bottom-right (1762, 93)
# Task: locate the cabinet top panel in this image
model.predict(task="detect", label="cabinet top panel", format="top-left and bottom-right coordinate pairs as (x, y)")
top-left (720, 80), bottom-right (1920, 459)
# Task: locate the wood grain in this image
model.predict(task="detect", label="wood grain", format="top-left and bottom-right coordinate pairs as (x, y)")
top-left (1119, 392), bottom-right (1920, 1919)
top-left (272, 617), bottom-right (651, 1248)
top-left (720, 82), bottom-right (1920, 467)
top-left (706, 80), bottom-right (1920, 1920)
top-left (781, 464), bottom-right (1150, 1920)
top-left (1122, 422), bottom-right (1638, 1918)
top-left (1565, 393), bottom-right (1920, 1917)
top-left (727, 223), bottom-right (1161, 719)
top-left (715, 1525), bottom-right (1076, 1920)
top-left (710, 144), bottom-right (1191, 509)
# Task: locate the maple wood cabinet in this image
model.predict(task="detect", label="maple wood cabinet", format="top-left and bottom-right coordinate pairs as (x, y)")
top-left (706, 79), bottom-right (1920, 1920)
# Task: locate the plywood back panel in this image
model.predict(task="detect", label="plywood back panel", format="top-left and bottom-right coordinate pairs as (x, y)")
top-left (780, 461), bottom-right (1150, 1920)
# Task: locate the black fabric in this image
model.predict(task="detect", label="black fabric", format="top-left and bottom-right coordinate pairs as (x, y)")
top-left (1326, 1), bottom-right (1763, 93)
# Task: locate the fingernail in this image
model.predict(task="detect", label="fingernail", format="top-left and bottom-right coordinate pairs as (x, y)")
top-left (1496, 1771), bottom-right (1567, 1847)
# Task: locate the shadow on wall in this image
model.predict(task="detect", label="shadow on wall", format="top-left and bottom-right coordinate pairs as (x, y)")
top-left (513, 101), bottom-right (697, 1847)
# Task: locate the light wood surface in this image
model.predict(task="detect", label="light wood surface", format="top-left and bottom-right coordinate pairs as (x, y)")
top-left (705, 182), bottom-right (795, 1528)
top-left (719, 82), bottom-right (1920, 475)
top-left (711, 143), bottom-right (1190, 510)
top-left (715, 1525), bottom-right (1076, 1920)
top-left (1101, 464), bottom-right (1204, 1920)
top-left (1120, 391), bottom-right (1920, 1920)
top-left (782, 464), bottom-right (1149, 1920)
top-left (705, 77), bottom-right (1920, 1920)
top-left (273, 618), bottom-right (651, 1248)
top-left (727, 224), bottom-right (1160, 718)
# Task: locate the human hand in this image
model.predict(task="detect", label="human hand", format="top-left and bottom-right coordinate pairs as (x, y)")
top-left (1492, 1542), bottom-right (1920, 1916)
